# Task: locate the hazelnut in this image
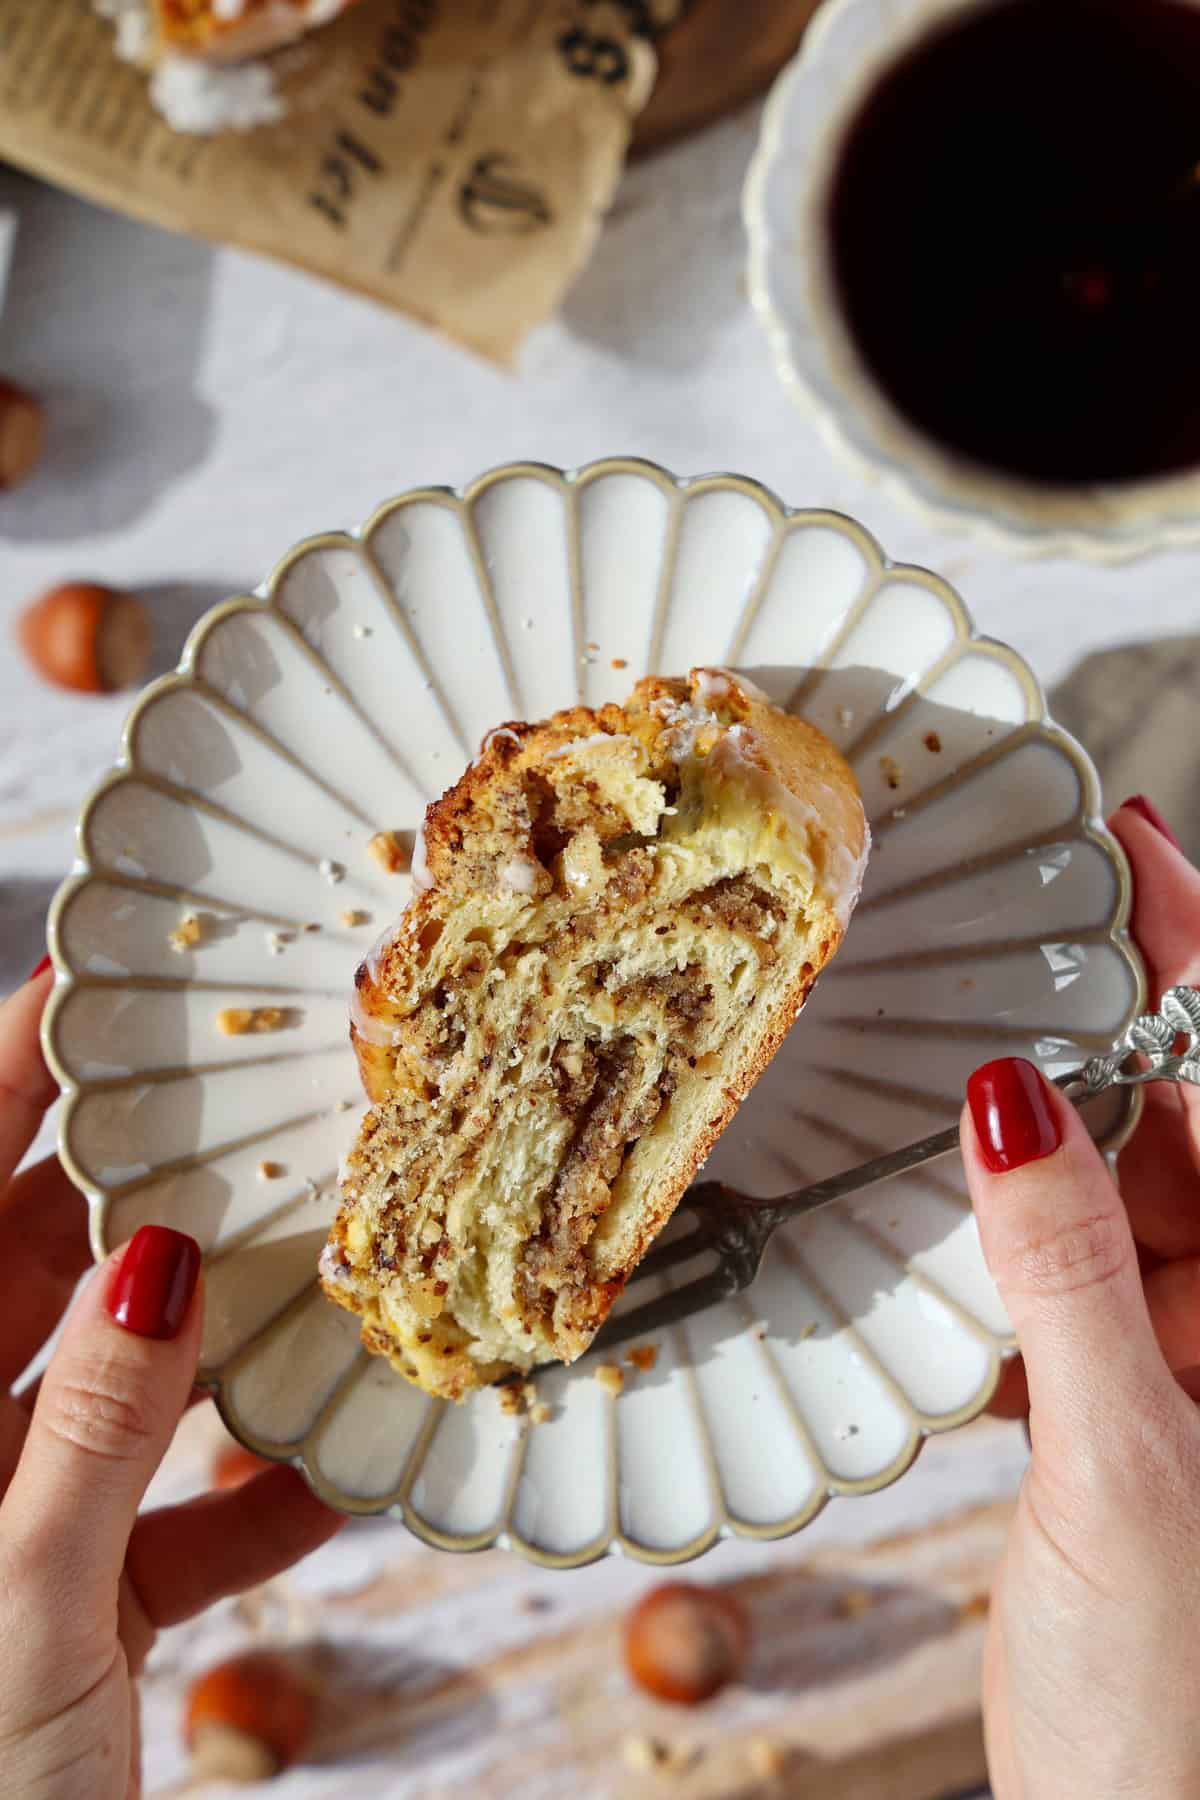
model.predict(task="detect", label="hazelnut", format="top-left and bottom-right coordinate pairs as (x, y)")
top-left (0, 377), bottom-right (45, 491)
top-left (624, 1581), bottom-right (749, 1705)
top-left (185, 1650), bottom-right (312, 1781)
top-left (16, 582), bottom-right (150, 693)
top-left (212, 1441), bottom-right (274, 1490)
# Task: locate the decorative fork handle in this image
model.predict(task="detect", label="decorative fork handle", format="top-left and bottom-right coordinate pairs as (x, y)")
top-left (741, 985), bottom-right (1200, 1231)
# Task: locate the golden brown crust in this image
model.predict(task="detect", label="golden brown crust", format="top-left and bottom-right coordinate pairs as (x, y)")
top-left (324, 669), bottom-right (867, 1398)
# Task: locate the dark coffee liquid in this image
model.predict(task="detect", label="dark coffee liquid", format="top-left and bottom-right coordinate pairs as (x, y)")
top-left (828, 0), bottom-right (1200, 484)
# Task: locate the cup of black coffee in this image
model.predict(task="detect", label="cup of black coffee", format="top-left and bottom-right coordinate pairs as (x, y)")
top-left (746, 0), bottom-right (1200, 557)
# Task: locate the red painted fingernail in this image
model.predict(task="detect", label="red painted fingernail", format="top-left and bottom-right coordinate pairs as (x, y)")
top-left (1122, 794), bottom-right (1182, 852)
top-left (107, 1225), bottom-right (201, 1340)
top-left (27, 953), bottom-right (51, 981)
top-left (967, 1057), bottom-right (1063, 1175)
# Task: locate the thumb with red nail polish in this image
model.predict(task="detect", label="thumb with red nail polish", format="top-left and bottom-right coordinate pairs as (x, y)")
top-left (0, 1228), bottom-right (202, 1790)
top-left (963, 1057), bottom-right (1200, 1799)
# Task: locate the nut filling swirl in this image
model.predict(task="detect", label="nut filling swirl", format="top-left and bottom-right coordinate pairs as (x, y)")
top-left (320, 670), bottom-right (868, 1400)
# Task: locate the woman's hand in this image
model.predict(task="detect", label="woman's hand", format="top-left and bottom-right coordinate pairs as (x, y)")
top-left (0, 963), bottom-right (343, 1798)
top-left (968, 798), bottom-right (1200, 1799)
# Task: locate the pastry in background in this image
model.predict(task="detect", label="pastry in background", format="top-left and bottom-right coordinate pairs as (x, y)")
top-left (93, 0), bottom-right (361, 131)
top-left (153, 0), bottom-right (360, 64)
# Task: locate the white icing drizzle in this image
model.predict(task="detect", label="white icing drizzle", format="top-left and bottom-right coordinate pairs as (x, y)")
top-left (349, 983), bottom-right (401, 1047)
top-left (500, 854), bottom-right (541, 894)
top-left (692, 666), bottom-right (769, 704)
top-left (410, 824), bottom-right (434, 891)
top-left (706, 729), bottom-right (869, 929)
top-left (480, 726), bottom-right (523, 758)
top-left (692, 668), bottom-right (732, 702)
top-left (545, 731), bottom-right (632, 760)
top-left (318, 1242), bottom-right (353, 1285)
top-left (347, 921), bottom-right (408, 1046)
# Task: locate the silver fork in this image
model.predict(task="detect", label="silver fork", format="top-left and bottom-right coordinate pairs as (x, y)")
top-left (590, 984), bottom-right (1200, 1355)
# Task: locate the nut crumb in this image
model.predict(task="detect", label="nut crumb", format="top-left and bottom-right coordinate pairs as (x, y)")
top-left (611, 656), bottom-right (628, 670)
top-left (623, 1736), bottom-right (667, 1773)
top-left (879, 754), bottom-right (902, 791)
top-left (520, 1591), bottom-right (552, 1613)
top-left (318, 857), bottom-right (345, 884)
top-left (530, 1402), bottom-right (552, 1425)
top-left (367, 829), bottom-right (409, 873)
top-left (335, 1098), bottom-right (353, 1113)
top-left (960, 1592), bottom-right (990, 1621)
top-left (798, 1321), bottom-right (817, 1341)
top-left (339, 908), bottom-right (369, 928)
top-left (594, 1363), bottom-right (625, 1396)
top-left (837, 705), bottom-right (855, 728)
top-left (833, 1422), bottom-right (860, 1441)
top-left (748, 1738), bottom-right (787, 1779)
top-left (923, 730), bottom-right (942, 753)
top-left (168, 913), bottom-right (202, 953)
top-left (304, 921), bottom-right (322, 933)
top-left (626, 1343), bottom-right (658, 1372)
top-left (216, 1006), bottom-right (285, 1036)
top-left (257, 1160), bottom-right (284, 1180)
top-left (266, 929), bottom-right (291, 955)
top-left (836, 1586), bottom-right (875, 1619)
top-left (352, 623), bottom-right (372, 639)
top-left (497, 1383), bottom-right (526, 1416)
top-left (586, 640), bottom-right (599, 652)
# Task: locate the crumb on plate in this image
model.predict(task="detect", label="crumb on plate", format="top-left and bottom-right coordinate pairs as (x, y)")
top-left (595, 1363), bottom-right (625, 1396)
top-left (257, 1160), bottom-right (284, 1180)
top-left (626, 1343), bottom-right (658, 1372)
top-left (367, 829), bottom-right (409, 874)
top-left (168, 913), bottom-right (202, 952)
top-left (216, 1005), bottom-right (285, 1036)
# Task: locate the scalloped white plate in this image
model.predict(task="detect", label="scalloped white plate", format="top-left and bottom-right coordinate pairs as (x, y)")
top-left (45, 459), bottom-right (1143, 1566)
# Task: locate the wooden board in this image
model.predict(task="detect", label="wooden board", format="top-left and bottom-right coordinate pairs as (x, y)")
top-left (632, 0), bottom-right (824, 155)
